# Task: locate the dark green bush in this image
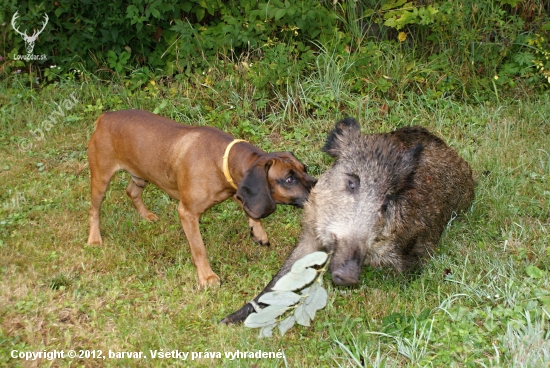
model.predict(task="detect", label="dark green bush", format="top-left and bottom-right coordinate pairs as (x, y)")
top-left (1, 0), bottom-right (548, 98)
top-left (1, 0), bottom-right (338, 76)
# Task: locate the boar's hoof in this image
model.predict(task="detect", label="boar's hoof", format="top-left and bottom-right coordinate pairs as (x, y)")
top-left (219, 303), bottom-right (257, 325)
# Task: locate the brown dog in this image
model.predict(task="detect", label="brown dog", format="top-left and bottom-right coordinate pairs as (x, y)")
top-left (87, 109), bottom-right (316, 287)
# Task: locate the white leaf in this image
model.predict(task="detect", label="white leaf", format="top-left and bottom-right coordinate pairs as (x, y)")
top-left (244, 305), bottom-right (288, 328)
top-left (243, 251), bottom-right (333, 337)
top-left (294, 303), bottom-right (311, 327)
top-left (290, 251), bottom-right (328, 273)
top-left (259, 322), bottom-right (277, 338)
top-left (278, 316), bottom-right (296, 336)
top-left (259, 291), bottom-right (302, 306)
top-left (304, 283), bottom-right (328, 320)
top-left (272, 267), bottom-right (317, 291)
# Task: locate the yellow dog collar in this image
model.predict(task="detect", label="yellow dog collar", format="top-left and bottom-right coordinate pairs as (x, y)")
top-left (223, 139), bottom-right (247, 189)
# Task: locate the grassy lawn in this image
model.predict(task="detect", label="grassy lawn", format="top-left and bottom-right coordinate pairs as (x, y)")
top-left (0, 76), bottom-right (549, 367)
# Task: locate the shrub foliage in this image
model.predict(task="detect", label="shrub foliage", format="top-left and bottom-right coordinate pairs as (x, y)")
top-left (1, 0), bottom-right (549, 97)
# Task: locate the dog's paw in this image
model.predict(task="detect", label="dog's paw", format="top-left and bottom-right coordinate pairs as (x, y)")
top-left (87, 234), bottom-right (103, 245)
top-left (199, 274), bottom-right (221, 288)
top-left (138, 210), bottom-right (159, 221)
top-left (145, 212), bottom-right (159, 221)
top-left (255, 240), bottom-right (270, 247)
top-left (249, 227), bottom-right (269, 246)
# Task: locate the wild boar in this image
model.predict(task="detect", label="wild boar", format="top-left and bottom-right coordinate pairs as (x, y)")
top-left (221, 117), bottom-right (474, 324)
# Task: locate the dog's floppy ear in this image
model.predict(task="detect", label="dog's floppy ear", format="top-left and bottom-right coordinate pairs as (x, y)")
top-left (236, 160), bottom-right (277, 219)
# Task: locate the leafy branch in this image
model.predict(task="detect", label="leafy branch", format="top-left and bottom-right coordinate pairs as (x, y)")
top-left (244, 251), bottom-right (332, 337)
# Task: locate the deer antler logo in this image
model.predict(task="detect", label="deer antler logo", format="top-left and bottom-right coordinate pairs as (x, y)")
top-left (11, 11), bottom-right (49, 55)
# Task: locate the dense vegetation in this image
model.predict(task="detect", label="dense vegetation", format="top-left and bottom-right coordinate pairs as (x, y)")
top-left (2, 0), bottom-right (549, 102)
top-left (1, 1), bottom-right (549, 367)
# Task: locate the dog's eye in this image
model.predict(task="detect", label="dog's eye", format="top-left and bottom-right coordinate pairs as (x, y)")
top-left (285, 176), bottom-right (296, 184)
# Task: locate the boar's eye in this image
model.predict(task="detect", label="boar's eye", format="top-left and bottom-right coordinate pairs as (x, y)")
top-left (381, 195), bottom-right (394, 213)
top-left (346, 174), bottom-right (359, 193)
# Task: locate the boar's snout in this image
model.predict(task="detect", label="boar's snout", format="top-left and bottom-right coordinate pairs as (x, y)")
top-left (331, 259), bottom-right (361, 286)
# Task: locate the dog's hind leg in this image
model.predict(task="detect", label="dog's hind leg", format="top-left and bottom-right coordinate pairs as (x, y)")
top-left (126, 175), bottom-right (159, 221)
top-left (87, 146), bottom-right (117, 245)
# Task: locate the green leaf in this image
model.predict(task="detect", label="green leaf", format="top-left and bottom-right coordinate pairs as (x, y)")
top-left (244, 305), bottom-right (288, 328)
top-left (181, 3), bottom-right (192, 12)
top-left (111, 28), bottom-right (119, 43)
top-left (275, 8), bottom-right (286, 21)
top-left (278, 316), bottom-right (296, 336)
top-left (525, 265), bottom-right (546, 279)
top-left (153, 100), bottom-right (168, 114)
top-left (272, 268), bottom-right (316, 291)
top-left (539, 297), bottom-right (550, 307)
top-left (259, 291), bottom-right (301, 306)
top-left (499, 0), bottom-right (522, 6)
top-left (384, 9), bottom-right (417, 30)
top-left (363, 8), bottom-right (376, 17)
top-left (196, 7), bottom-right (205, 22)
top-left (107, 50), bottom-right (117, 60)
top-left (512, 51), bottom-right (535, 66)
top-left (126, 5), bottom-right (138, 18)
top-left (381, 0), bottom-right (408, 11)
top-left (290, 251), bottom-right (328, 273)
top-left (119, 51), bottom-right (131, 64)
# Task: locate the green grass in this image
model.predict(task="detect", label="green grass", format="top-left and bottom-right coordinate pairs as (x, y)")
top-left (0, 73), bottom-right (549, 368)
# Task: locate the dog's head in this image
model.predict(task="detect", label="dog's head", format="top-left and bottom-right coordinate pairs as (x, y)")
top-left (236, 152), bottom-right (317, 219)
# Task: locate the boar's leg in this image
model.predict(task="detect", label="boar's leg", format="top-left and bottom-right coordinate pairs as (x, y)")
top-left (220, 227), bottom-right (320, 324)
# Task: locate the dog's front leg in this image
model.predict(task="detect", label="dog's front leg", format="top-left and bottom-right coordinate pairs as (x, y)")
top-left (177, 202), bottom-right (221, 288)
top-left (126, 177), bottom-right (159, 221)
top-left (232, 196), bottom-right (269, 246)
top-left (247, 217), bottom-right (269, 246)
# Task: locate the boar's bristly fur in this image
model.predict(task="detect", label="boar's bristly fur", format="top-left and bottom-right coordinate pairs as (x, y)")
top-left (221, 118), bottom-right (475, 324)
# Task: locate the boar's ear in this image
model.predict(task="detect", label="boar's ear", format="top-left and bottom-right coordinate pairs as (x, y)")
top-left (388, 143), bottom-right (424, 196)
top-left (322, 117), bottom-right (361, 157)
